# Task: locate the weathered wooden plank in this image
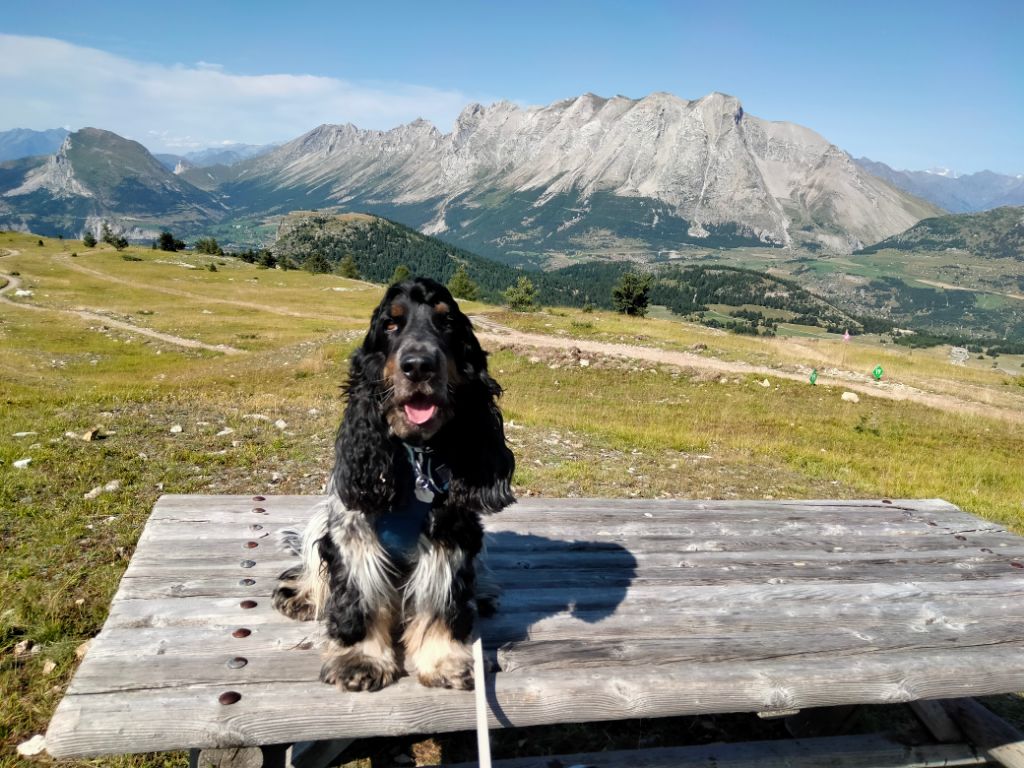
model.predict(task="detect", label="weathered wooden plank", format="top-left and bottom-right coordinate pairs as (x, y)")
top-left (78, 578), bottom-right (1024, 652)
top-left (120, 539), bottom-right (1024, 570)
top-left (102, 577), bottom-right (1024, 631)
top-left (151, 495), bottom-right (987, 530)
top-left (136, 522), bottom-right (1013, 554)
top-left (115, 560), bottom-right (1024, 598)
top-left (67, 618), bottom-right (1024, 696)
top-left (46, 644), bottom-right (1024, 757)
top-left (495, 621), bottom-right (1024, 671)
top-left (911, 699), bottom-right (965, 743)
top-left (942, 697), bottom-right (1024, 768)
top-left (108, 575), bottom-right (1024, 619)
top-left (439, 734), bottom-right (988, 767)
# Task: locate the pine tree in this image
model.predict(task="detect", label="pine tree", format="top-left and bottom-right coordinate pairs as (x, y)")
top-left (82, 232), bottom-right (97, 248)
top-left (390, 264), bottom-right (411, 284)
top-left (612, 272), bottom-right (651, 317)
top-left (302, 253), bottom-right (332, 274)
top-left (447, 264), bottom-right (479, 300)
top-left (504, 276), bottom-right (538, 311)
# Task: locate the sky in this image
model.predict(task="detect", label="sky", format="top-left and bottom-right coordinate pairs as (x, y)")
top-left (1, 0), bottom-right (1021, 173)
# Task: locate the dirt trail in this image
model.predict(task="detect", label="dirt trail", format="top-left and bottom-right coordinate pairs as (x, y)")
top-left (1, 271), bottom-right (243, 354)
top-left (59, 256), bottom-right (353, 321)
top-left (915, 278), bottom-right (1024, 302)
top-left (472, 318), bottom-right (1024, 425)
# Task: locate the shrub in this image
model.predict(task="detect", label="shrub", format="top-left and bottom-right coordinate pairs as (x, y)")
top-left (336, 254), bottom-right (359, 279)
top-left (82, 232), bottom-right (97, 248)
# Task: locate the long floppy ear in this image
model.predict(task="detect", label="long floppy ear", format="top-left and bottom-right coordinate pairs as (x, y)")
top-left (440, 314), bottom-right (516, 514)
top-left (332, 345), bottom-right (396, 516)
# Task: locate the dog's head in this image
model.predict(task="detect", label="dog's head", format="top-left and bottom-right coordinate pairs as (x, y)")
top-left (365, 278), bottom-right (467, 441)
top-left (334, 277), bottom-right (514, 515)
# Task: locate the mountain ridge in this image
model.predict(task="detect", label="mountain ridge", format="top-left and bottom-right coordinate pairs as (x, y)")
top-left (855, 157), bottom-right (1024, 213)
top-left (217, 91), bottom-right (939, 259)
top-left (0, 128), bottom-right (226, 237)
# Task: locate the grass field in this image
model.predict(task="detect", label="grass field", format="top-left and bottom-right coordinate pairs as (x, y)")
top-left (2, 232), bottom-right (1024, 766)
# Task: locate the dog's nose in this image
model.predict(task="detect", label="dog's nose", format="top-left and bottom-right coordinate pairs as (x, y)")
top-left (400, 352), bottom-right (437, 383)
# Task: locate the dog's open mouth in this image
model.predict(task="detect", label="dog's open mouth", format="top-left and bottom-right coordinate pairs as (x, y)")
top-left (402, 394), bottom-right (438, 426)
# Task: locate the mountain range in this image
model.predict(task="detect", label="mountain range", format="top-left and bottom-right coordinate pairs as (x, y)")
top-left (0, 91), bottom-right (1012, 259)
top-left (154, 143), bottom-right (274, 173)
top-left (0, 128), bottom-right (226, 238)
top-left (0, 127), bottom-right (70, 162)
top-left (212, 92), bottom-right (938, 260)
top-left (854, 158), bottom-right (1024, 213)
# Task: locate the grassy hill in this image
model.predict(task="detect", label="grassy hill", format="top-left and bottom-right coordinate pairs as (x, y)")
top-left (271, 212), bottom-right (862, 335)
top-left (3, 230), bottom-right (1024, 764)
top-left (859, 206), bottom-right (1024, 260)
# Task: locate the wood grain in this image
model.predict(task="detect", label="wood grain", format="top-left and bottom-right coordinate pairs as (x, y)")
top-left (45, 495), bottom-right (1024, 758)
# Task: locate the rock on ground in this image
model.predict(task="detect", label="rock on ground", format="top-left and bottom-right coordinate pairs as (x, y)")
top-left (17, 735), bottom-right (47, 757)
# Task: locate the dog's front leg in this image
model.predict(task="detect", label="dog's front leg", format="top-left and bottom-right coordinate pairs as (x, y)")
top-left (318, 509), bottom-right (401, 692)
top-left (402, 506), bottom-right (482, 690)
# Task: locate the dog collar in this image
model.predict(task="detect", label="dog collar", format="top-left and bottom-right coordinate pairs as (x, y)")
top-left (403, 443), bottom-right (451, 501)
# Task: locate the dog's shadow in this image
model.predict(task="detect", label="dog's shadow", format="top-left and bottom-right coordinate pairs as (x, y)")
top-left (479, 529), bottom-right (638, 725)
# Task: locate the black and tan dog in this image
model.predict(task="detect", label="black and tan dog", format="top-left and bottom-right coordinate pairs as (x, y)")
top-left (273, 277), bottom-right (515, 691)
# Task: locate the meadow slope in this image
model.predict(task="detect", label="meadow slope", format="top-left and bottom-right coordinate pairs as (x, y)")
top-left (2, 232), bottom-right (1023, 766)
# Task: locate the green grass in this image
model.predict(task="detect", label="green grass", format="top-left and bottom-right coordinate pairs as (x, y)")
top-left (2, 230), bottom-right (1024, 766)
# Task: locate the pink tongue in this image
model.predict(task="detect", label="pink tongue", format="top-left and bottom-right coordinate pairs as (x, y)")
top-left (404, 402), bottom-right (437, 425)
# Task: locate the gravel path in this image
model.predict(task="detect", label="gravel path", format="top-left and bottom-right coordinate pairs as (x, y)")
top-left (472, 318), bottom-right (1024, 425)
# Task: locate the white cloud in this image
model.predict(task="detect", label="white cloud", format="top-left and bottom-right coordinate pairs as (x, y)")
top-left (0, 34), bottom-right (480, 153)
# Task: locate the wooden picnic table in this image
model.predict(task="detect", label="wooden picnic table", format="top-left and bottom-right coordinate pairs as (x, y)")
top-left (45, 496), bottom-right (1024, 767)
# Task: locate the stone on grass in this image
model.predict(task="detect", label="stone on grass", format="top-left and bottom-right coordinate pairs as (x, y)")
top-left (841, 391), bottom-right (860, 403)
top-left (274, 419), bottom-right (287, 430)
top-left (216, 427), bottom-right (234, 436)
top-left (75, 639), bottom-right (92, 659)
top-left (13, 457), bottom-right (32, 469)
top-left (17, 735), bottom-right (46, 757)
top-left (81, 426), bottom-right (105, 441)
top-left (42, 659), bottom-right (57, 675)
top-left (83, 486), bottom-right (103, 500)
top-left (14, 639), bottom-right (33, 658)
top-left (103, 480), bottom-right (121, 492)
top-left (169, 424), bottom-right (183, 434)
top-left (13, 431), bottom-right (37, 438)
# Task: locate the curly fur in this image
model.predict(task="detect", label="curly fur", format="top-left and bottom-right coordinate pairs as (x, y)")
top-left (273, 277), bottom-right (515, 691)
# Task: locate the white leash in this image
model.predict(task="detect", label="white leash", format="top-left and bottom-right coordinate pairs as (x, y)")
top-left (472, 632), bottom-right (492, 768)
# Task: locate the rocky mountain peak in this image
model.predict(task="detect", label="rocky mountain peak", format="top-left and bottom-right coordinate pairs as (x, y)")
top-left (214, 90), bottom-right (942, 257)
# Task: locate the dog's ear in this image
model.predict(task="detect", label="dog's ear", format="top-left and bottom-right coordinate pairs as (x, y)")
top-left (441, 315), bottom-right (516, 514)
top-left (332, 345), bottom-right (396, 516)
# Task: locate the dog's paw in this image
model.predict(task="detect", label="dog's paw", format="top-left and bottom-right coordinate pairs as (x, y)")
top-left (320, 653), bottom-right (400, 692)
top-left (417, 651), bottom-right (475, 690)
top-left (272, 583), bottom-right (317, 621)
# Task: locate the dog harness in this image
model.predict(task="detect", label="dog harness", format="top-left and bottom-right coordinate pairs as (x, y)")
top-left (374, 444), bottom-right (451, 559)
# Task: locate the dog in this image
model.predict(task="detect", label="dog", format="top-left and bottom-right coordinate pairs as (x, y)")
top-left (272, 276), bottom-right (515, 692)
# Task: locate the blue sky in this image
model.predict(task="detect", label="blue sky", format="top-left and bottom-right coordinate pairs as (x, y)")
top-left (2, 0), bottom-right (1021, 173)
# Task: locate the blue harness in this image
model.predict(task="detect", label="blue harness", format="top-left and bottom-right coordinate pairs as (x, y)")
top-left (374, 444), bottom-right (450, 560)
